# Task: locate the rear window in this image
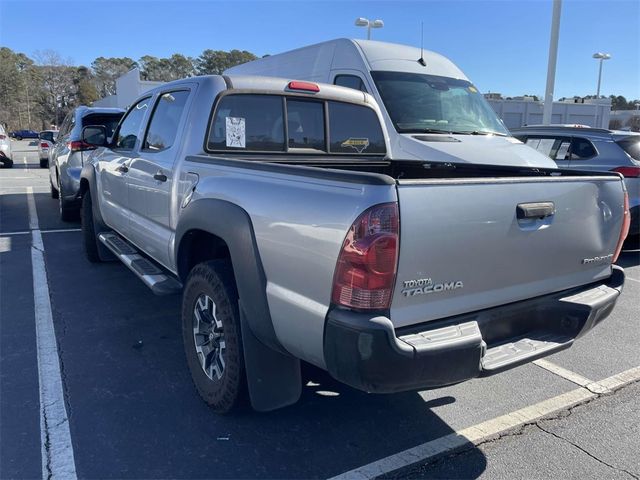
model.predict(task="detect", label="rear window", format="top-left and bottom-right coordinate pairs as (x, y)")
top-left (617, 137), bottom-right (640, 161)
top-left (207, 94), bottom-right (386, 156)
top-left (82, 113), bottom-right (124, 139)
top-left (39, 131), bottom-right (56, 142)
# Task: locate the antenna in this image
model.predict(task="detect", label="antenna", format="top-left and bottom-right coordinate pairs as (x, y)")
top-left (418, 21), bottom-right (426, 66)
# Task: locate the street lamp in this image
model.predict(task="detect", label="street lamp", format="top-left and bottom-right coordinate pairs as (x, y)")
top-left (592, 52), bottom-right (611, 98)
top-left (355, 17), bottom-right (384, 40)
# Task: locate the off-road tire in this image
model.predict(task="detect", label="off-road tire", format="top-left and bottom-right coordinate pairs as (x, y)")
top-left (182, 260), bottom-right (246, 413)
top-left (81, 190), bottom-right (102, 263)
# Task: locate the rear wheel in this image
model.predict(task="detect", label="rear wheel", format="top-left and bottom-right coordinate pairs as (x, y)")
top-left (182, 260), bottom-right (246, 413)
top-left (50, 177), bottom-right (59, 199)
top-left (58, 179), bottom-right (79, 222)
top-left (81, 190), bottom-right (102, 263)
top-left (40, 159), bottom-right (47, 168)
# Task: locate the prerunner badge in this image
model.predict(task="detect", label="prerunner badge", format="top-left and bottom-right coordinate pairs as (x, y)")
top-left (341, 137), bottom-right (370, 153)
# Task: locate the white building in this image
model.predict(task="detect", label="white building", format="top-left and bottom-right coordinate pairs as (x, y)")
top-left (487, 98), bottom-right (611, 130)
top-left (93, 68), bottom-right (163, 109)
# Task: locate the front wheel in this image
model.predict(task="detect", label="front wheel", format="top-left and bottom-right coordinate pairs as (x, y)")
top-left (182, 260), bottom-right (246, 413)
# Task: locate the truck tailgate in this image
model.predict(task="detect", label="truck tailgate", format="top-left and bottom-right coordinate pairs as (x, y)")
top-left (391, 175), bottom-right (626, 328)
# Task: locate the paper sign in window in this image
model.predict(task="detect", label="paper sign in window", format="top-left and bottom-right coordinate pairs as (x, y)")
top-left (226, 117), bottom-right (245, 148)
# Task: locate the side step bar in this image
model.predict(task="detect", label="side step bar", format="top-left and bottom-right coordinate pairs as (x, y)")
top-left (98, 232), bottom-right (182, 295)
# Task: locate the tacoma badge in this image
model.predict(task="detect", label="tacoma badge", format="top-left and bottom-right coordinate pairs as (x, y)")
top-left (401, 278), bottom-right (464, 297)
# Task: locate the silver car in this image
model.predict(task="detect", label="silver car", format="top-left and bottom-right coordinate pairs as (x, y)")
top-left (0, 124), bottom-right (12, 168)
top-left (38, 130), bottom-right (58, 168)
top-left (49, 106), bottom-right (124, 221)
top-left (512, 126), bottom-right (640, 241)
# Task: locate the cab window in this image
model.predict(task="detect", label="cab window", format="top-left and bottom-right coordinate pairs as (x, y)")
top-left (328, 101), bottom-right (386, 154)
top-left (334, 75), bottom-right (367, 93)
top-left (143, 90), bottom-right (190, 151)
top-left (286, 100), bottom-right (325, 150)
top-left (114, 97), bottom-right (150, 150)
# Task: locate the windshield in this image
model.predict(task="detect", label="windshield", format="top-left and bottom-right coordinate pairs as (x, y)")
top-left (371, 71), bottom-right (509, 136)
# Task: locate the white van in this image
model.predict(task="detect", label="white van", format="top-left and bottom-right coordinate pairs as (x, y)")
top-left (226, 38), bottom-right (556, 168)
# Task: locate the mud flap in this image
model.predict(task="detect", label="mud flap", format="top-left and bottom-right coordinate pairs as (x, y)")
top-left (240, 306), bottom-right (302, 411)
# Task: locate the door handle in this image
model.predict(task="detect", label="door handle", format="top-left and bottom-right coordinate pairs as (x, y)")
top-left (153, 172), bottom-right (168, 182)
top-left (516, 202), bottom-right (555, 219)
top-left (116, 164), bottom-right (128, 173)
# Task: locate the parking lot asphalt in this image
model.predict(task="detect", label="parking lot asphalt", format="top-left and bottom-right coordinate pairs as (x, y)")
top-left (1, 140), bottom-right (639, 479)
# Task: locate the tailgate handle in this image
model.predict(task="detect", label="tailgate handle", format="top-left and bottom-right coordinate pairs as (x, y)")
top-left (516, 202), bottom-right (555, 219)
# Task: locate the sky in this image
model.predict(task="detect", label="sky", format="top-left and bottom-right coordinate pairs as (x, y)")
top-left (0, 0), bottom-right (638, 100)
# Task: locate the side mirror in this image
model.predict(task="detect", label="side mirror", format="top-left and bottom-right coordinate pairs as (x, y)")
top-left (82, 125), bottom-right (107, 147)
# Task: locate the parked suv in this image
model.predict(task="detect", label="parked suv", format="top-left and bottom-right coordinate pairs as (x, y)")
top-left (512, 126), bottom-right (640, 241)
top-left (49, 106), bottom-right (124, 220)
top-left (0, 124), bottom-right (12, 167)
top-left (38, 130), bottom-right (58, 168)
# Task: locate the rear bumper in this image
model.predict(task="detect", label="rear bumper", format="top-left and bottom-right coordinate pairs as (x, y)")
top-left (323, 266), bottom-right (625, 394)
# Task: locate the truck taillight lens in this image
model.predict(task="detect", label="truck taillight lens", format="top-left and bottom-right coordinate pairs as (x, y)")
top-left (68, 140), bottom-right (95, 152)
top-left (612, 166), bottom-right (640, 178)
top-left (332, 203), bottom-right (399, 310)
top-left (612, 191), bottom-right (631, 263)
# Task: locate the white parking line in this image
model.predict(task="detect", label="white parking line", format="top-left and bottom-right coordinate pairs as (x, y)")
top-left (329, 365), bottom-right (640, 480)
top-left (533, 359), bottom-right (610, 394)
top-left (626, 276), bottom-right (640, 283)
top-left (0, 229), bottom-right (81, 236)
top-left (27, 186), bottom-right (78, 479)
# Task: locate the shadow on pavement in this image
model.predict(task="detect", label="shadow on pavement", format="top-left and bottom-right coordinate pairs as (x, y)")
top-left (37, 230), bottom-right (487, 479)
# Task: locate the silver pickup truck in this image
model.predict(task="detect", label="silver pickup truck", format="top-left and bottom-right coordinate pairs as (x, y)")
top-left (79, 75), bottom-right (630, 413)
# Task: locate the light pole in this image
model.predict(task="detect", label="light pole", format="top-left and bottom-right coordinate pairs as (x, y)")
top-left (592, 52), bottom-right (611, 98)
top-left (542, 0), bottom-right (562, 125)
top-left (355, 17), bottom-right (384, 40)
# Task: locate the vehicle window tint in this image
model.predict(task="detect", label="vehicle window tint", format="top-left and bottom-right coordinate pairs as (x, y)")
top-left (83, 113), bottom-right (124, 139)
top-left (570, 137), bottom-right (596, 160)
top-left (115, 98), bottom-right (150, 150)
top-left (554, 139), bottom-right (571, 160)
top-left (525, 137), bottom-right (558, 158)
top-left (617, 137), bottom-right (640, 161)
top-left (208, 95), bottom-right (284, 151)
top-left (144, 91), bottom-right (189, 151)
top-left (59, 114), bottom-right (72, 136)
top-left (328, 101), bottom-right (386, 154)
top-left (39, 131), bottom-right (55, 142)
top-left (334, 75), bottom-right (367, 92)
top-left (286, 100), bottom-right (325, 150)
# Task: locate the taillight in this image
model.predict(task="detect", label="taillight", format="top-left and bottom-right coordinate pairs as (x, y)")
top-left (331, 203), bottom-right (399, 310)
top-left (612, 191), bottom-right (631, 263)
top-left (0, 135), bottom-right (6, 140)
top-left (287, 81), bottom-right (320, 93)
top-left (612, 166), bottom-right (640, 178)
top-left (68, 140), bottom-right (96, 152)
top-left (40, 142), bottom-right (49, 148)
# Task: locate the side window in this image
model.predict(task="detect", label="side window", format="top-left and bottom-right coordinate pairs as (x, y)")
top-left (208, 95), bottom-right (284, 151)
top-left (334, 75), bottom-right (367, 93)
top-left (570, 137), bottom-right (596, 160)
top-left (329, 101), bottom-right (386, 154)
top-left (58, 114), bottom-right (72, 137)
top-left (114, 97), bottom-right (151, 150)
top-left (525, 137), bottom-right (559, 159)
top-left (286, 100), bottom-right (325, 150)
top-left (143, 91), bottom-right (190, 151)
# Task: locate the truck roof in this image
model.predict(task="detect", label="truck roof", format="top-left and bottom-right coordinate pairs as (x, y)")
top-left (140, 74), bottom-right (380, 107)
